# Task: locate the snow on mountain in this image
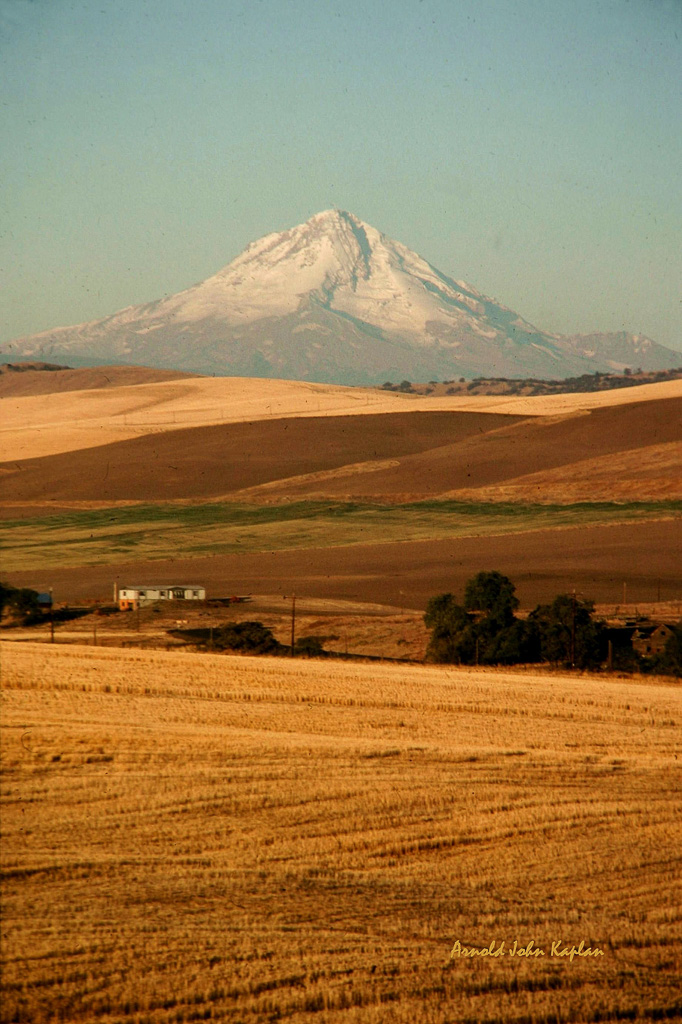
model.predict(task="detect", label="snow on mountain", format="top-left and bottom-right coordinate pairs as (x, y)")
top-left (108, 209), bottom-right (494, 333)
top-left (2, 210), bottom-right (679, 383)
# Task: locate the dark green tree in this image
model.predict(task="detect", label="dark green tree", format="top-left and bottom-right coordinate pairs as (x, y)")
top-left (483, 619), bottom-right (537, 666)
top-left (424, 594), bottom-right (473, 663)
top-left (424, 593), bottom-right (469, 635)
top-left (528, 594), bottom-right (604, 669)
top-left (424, 575), bottom-right (526, 665)
top-left (464, 571), bottom-right (519, 630)
top-left (426, 622), bottom-right (479, 665)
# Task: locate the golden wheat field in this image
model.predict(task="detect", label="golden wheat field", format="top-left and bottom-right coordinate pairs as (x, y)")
top-left (4, 374), bottom-right (680, 461)
top-left (1, 642), bottom-right (681, 1024)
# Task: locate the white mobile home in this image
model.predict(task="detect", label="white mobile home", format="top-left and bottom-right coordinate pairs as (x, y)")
top-left (117, 585), bottom-right (206, 611)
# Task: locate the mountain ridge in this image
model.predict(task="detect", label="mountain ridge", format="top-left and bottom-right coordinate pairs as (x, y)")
top-left (2, 209), bottom-right (678, 383)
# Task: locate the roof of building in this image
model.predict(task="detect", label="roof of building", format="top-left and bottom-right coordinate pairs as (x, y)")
top-left (633, 622), bottom-right (677, 637)
top-left (120, 584), bottom-right (205, 590)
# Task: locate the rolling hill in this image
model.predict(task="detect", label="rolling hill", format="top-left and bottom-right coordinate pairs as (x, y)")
top-left (2, 372), bottom-right (680, 609)
top-left (2, 382), bottom-right (679, 507)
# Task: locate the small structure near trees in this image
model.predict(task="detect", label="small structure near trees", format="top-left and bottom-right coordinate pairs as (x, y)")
top-left (632, 623), bottom-right (677, 658)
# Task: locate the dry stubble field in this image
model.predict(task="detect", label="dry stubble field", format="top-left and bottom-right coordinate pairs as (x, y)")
top-left (1, 643), bottom-right (681, 1024)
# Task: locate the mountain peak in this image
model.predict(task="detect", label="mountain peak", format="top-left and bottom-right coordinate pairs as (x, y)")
top-left (305, 208), bottom-right (365, 229)
top-left (3, 212), bottom-right (679, 383)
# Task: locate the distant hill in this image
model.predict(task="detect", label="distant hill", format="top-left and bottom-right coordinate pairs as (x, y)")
top-left (381, 367), bottom-right (682, 397)
top-left (0, 362), bottom-right (198, 398)
top-left (2, 211), bottom-right (680, 383)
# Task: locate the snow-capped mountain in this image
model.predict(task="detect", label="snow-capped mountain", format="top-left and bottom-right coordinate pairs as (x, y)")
top-left (2, 210), bottom-right (679, 383)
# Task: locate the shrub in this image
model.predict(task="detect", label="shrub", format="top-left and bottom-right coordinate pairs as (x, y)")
top-left (464, 571), bottom-right (519, 630)
top-left (0, 583), bottom-right (41, 624)
top-left (214, 621), bottom-right (283, 654)
top-left (294, 635), bottom-right (326, 657)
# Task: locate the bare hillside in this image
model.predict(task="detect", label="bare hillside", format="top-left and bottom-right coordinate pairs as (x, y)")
top-left (0, 362), bottom-right (198, 398)
top-left (231, 397), bottom-right (682, 503)
top-left (2, 374), bottom-right (680, 462)
top-left (0, 410), bottom-right (520, 505)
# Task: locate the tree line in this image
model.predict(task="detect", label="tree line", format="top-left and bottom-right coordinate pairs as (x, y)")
top-left (3, 576), bottom-right (680, 675)
top-left (424, 571), bottom-right (681, 675)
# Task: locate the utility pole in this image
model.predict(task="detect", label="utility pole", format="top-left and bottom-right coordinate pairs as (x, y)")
top-left (290, 593), bottom-right (296, 656)
top-left (50, 587), bottom-right (54, 644)
top-left (570, 589), bottom-right (576, 669)
top-left (623, 581), bottom-right (627, 607)
top-left (93, 607), bottom-right (97, 647)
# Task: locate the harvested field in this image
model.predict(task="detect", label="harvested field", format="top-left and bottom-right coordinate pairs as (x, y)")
top-left (1, 643), bottom-right (680, 1024)
top-left (2, 374), bottom-right (680, 462)
top-left (6, 518), bottom-right (682, 610)
top-left (1, 377), bottom-right (391, 461)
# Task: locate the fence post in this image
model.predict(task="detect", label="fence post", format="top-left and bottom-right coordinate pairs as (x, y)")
top-left (291, 593), bottom-right (296, 656)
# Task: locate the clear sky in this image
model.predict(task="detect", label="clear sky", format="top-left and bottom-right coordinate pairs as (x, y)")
top-left (1, 0), bottom-right (681, 351)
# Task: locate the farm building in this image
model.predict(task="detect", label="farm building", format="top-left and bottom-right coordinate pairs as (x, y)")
top-left (632, 623), bottom-right (677, 657)
top-left (117, 585), bottom-right (206, 611)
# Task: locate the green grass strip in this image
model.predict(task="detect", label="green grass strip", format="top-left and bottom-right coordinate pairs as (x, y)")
top-left (1, 499), bottom-right (679, 571)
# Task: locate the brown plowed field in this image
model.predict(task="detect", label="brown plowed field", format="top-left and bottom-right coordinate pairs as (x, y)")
top-left (0, 410), bottom-right (521, 505)
top-left (446, 441), bottom-right (682, 502)
top-left (9, 519), bottom-right (681, 610)
top-left (240, 397), bottom-right (682, 501)
top-left (2, 397), bottom-right (680, 506)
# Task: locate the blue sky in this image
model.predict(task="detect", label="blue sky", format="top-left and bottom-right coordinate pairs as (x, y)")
top-left (1, 0), bottom-right (681, 351)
